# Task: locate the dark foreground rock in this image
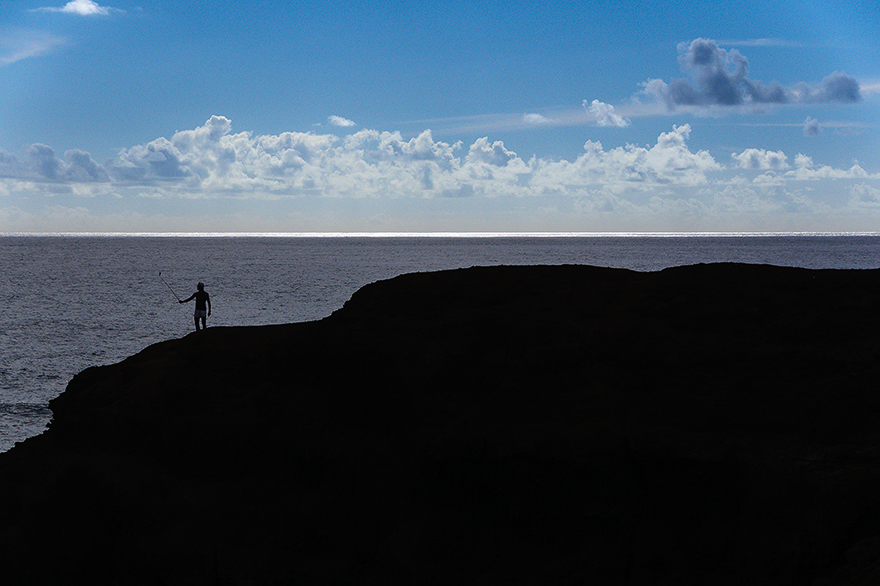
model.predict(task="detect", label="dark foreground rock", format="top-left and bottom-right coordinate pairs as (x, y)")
top-left (2, 263), bottom-right (880, 585)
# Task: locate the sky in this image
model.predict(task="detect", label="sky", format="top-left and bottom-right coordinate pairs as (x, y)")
top-left (0, 0), bottom-right (878, 233)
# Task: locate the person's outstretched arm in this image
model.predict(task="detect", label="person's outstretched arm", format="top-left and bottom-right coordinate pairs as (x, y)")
top-left (180, 293), bottom-right (195, 304)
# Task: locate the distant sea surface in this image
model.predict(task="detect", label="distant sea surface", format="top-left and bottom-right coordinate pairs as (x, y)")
top-left (2, 233), bottom-right (880, 452)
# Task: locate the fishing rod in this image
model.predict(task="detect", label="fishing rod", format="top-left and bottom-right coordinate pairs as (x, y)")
top-left (159, 271), bottom-right (181, 302)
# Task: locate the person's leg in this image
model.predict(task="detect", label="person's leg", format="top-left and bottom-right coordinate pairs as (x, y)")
top-left (201, 316), bottom-right (207, 329)
top-left (194, 315), bottom-right (200, 331)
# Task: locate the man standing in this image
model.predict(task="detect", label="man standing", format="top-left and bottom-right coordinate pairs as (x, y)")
top-left (180, 282), bottom-right (211, 331)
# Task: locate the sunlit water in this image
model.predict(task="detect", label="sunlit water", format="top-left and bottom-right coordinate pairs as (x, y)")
top-left (2, 233), bottom-right (879, 452)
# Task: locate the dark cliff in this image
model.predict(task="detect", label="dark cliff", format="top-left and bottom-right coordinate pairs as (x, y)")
top-left (1, 264), bottom-right (880, 585)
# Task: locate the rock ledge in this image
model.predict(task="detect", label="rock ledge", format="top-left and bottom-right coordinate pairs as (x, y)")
top-left (1, 263), bottom-right (879, 585)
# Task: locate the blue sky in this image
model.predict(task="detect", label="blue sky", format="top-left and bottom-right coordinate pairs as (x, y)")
top-left (1, 0), bottom-right (878, 233)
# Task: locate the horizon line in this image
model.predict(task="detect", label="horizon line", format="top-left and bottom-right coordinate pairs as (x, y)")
top-left (3, 231), bottom-right (880, 238)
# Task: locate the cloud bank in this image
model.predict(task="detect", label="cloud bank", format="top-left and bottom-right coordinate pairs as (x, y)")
top-left (1, 116), bottom-right (877, 232)
top-left (1, 117), bottom-right (729, 197)
top-left (1, 115), bottom-right (875, 193)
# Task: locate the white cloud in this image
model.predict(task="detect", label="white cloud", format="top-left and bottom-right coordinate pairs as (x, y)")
top-left (794, 154), bottom-right (813, 168)
top-left (851, 183), bottom-right (880, 204)
top-left (95, 119), bottom-right (724, 198)
top-left (10, 117), bottom-right (874, 200)
top-left (36, 0), bottom-right (121, 15)
top-left (465, 137), bottom-right (519, 166)
top-left (104, 119), bottom-right (470, 198)
top-left (523, 113), bottom-right (556, 125)
top-left (752, 172), bottom-right (786, 186)
top-left (785, 163), bottom-right (875, 181)
top-left (732, 149), bottom-right (789, 170)
top-left (0, 30), bottom-right (67, 65)
top-left (3, 117), bottom-right (880, 233)
top-left (328, 115), bottom-right (356, 127)
top-left (584, 100), bottom-right (631, 127)
top-left (530, 124), bottom-right (720, 192)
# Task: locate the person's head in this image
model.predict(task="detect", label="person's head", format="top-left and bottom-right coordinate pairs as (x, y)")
top-left (197, 282), bottom-right (204, 290)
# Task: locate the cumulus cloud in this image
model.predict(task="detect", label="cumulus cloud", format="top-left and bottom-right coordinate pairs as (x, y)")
top-left (530, 124), bottom-right (720, 191)
top-left (805, 72), bottom-right (861, 103)
top-left (794, 154), bottom-right (813, 168)
top-left (732, 149), bottom-right (789, 170)
top-left (0, 144), bottom-right (108, 182)
top-left (328, 115), bottom-right (356, 127)
top-left (103, 118), bottom-right (470, 197)
top-left (786, 162), bottom-right (874, 181)
top-left (725, 148), bottom-right (879, 181)
top-left (97, 118), bottom-right (727, 198)
top-left (584, 100), bottom-right (630, 127)
top-left (2, 115), bottom-right (877, 230)
top-left (851, 183), bottom-right (880, 205)
top-left (466, 137), bottom-right (519, 166)
top-left (35, 0), bottom-right (121, 15)
top-left (642, 38), bottom-right (861, 111)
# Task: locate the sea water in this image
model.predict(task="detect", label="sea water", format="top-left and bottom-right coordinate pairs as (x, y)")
top-left (2, 233), bottom-right (880, 452)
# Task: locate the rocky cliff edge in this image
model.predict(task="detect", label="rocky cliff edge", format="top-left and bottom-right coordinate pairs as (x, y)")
top-left (1, 263), bottom-right (879, 585)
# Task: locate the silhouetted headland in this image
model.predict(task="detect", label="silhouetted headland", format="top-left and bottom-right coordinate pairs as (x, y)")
top-left (1, 263), bottom-right (879, 585)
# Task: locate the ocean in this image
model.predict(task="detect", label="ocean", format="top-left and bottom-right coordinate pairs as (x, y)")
top-left (2, 233), bottom-right (879, 453)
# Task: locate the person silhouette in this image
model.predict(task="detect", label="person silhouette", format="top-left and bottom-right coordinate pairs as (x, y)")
top-left (180, 282), bottom-right (211, 331)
